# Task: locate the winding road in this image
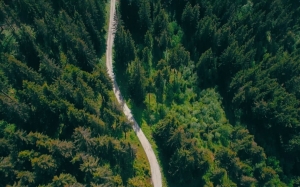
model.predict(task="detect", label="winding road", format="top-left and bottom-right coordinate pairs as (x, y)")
top-left (105, 0), bottom-right (162, 186)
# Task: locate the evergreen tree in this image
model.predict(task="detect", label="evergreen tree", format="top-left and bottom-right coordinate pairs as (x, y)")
top-left (127, 58), bottom-right (147, 104)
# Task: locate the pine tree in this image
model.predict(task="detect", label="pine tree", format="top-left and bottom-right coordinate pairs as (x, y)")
top-left (138, 0), bottom-right (151, 34)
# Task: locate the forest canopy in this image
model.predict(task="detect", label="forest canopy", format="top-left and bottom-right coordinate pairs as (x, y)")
top-left (0, 0), bottom-right (150, 186)
top-left (115, 0), bottom-right (300, 186)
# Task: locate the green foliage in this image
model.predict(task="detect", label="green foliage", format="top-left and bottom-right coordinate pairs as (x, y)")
top-left (51, 173), bottom-right (77, 187)
top-left (168, 45), bottom-right (190, 69)
top-left (153, 8), bottom-right (168, 38)
top-left (197, 49), bottom-right (217, 88)
top-left (114, 25), bottom-right (136, 69)
top-left (115, 0), bottom-right (300, 186)
top-left (181, 3), bottom-right (200, 36)
top-left (0, 0), bottom-right (149, 186)
top-left (138, 0), bottom-right (151, 34)
top-left (127, 58), bottom-right (147, 104)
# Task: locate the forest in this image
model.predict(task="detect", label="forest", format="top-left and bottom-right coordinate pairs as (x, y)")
top-left (0, 0), bottom-right (151, 186)
top-left (115, 0), bottom-right (300, 186)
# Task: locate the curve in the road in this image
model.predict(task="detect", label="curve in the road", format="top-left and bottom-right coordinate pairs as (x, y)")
top-left (105, 1), bottom-right (162, 187)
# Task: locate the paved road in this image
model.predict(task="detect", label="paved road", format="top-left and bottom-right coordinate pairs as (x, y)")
top-left (105, 1), bottom-right (162, 187)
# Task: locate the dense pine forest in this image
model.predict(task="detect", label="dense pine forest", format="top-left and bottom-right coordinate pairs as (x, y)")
top-left (115, 0), bottom-right (300, 186)
top-left (0, 0), bottom-right (151, 186)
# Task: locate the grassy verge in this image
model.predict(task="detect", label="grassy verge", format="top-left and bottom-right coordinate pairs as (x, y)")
top-left (127, 130), bottom-right (152, 186)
